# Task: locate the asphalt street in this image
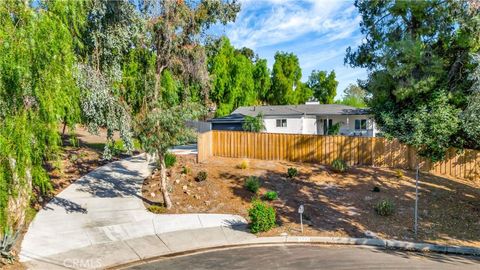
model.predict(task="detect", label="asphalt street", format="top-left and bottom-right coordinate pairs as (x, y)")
top-left (125, 245), bottom-right (480, 270)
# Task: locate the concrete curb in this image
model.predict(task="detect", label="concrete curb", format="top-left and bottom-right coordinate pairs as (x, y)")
top-left (111, 235), bottom-right (480, 269)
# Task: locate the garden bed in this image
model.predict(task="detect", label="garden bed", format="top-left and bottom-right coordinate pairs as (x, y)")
top-left (143, 155), bottom-right (480, 248)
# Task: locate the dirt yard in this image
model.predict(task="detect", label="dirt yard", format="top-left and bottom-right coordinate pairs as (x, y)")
top-left (143, 155), bottom-right (480, 248)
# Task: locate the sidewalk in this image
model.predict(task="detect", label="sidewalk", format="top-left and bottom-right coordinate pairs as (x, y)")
top-left (20, 154), bottom-right (251, 269)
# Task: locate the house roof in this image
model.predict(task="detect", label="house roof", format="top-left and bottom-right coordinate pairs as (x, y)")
top-left (232, 104), bottom-right (369, 117)
top-left (211, 104), bottom-right (370, 123)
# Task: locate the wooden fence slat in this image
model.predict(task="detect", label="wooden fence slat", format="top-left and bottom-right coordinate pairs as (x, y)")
top-left (202, 131), bottom-right (480, 181)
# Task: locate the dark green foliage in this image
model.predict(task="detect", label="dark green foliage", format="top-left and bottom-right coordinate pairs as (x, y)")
top-left (263, 191), bottom-right (278, 201)
top-left (372, 186), bottom-right (380, 193)
top-left (245, 176), bottom-right (261, 193)
top-left (0, 228), bottom-right (20, 262)
top-left (181, 166), bottom-right (191, 175)
top-left (331, 159), bottom-right (348, 173)
top-left (242, 113), bottom-right (265, 132)
top-left (248, 200), bottom-right (276, 233)
top-left (269, 52), bottom-right (312, 105)
top-left (327, 123), bottom-right (341, 135)
top-left (307, 70), bottom-right (338, 104)
top-left (346, 0), bottom-right (480, 161)
top-left (196, 171), bottom-right (208, 182)
top-left (287, 167), bottom-right (298, 178)
top-left (374, 199), bottom-right (395, 216)
top-left (164, 153), bottom-right (177, 168)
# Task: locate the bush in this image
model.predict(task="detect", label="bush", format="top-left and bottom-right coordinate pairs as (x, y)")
top-left (374, 199), bottom-right (395, 216)
top-left (263, 191), bottom-right (278, 201)
top-left (287, 167), bottom-right (298, 178)
top-left (181, 166), bottom-right (191, 175)
top-left (196, 171), bottom-right (208, 182)
top-left (164, 152), bottom-right (177, 168)
top-left (245, 176), bottom-right (261, 193)
top-left (331, 158), bottom-right (348, 173)
top-left (237, 160), bottom-right (249, 169)
top-left (248, 200), bottom-right (276, 233)
top-left (147, 205), bottom-right (167, 214)
top-left (372, 186), bottom-right (380, 192)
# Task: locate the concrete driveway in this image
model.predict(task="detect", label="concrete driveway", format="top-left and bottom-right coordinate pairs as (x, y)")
top-left (19, 154), bottom-right (250, 269)
top-left (125, 245), bottom-right (480, 270)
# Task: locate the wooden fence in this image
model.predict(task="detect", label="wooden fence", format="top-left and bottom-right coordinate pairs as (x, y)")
top-left (198, 130), bottom-right (480, 181)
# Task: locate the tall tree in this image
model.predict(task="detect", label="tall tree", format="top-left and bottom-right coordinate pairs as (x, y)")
top-left (137, 0), bottom-right (240, 208)
top-left (307, 70), bottom-right (338, 104)
top-left (336, 83), bottom-right (367, 108)
top-left (253, 58), bottom-right (271, 104)
top-left (269, 52), bottom-right (310, 104)
top-left (207, 37), bottom-right (258, 116)
top-left (346, 0), bottom-right (480, 161)
top-left (0, 0), bottom-right (81, 234)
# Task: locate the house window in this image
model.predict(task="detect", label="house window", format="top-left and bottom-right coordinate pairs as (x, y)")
top-left (355, 119), bottom-right (367, 130)
top-left (276, 119), bottom-right (287, 127)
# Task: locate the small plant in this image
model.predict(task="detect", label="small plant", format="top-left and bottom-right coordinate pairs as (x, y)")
top-left (0, 229), bottom-right (20, 263)
top-left (331, 158), bottom-right (348, 173)
top-left (164, 152), bottom-right (177, 168)
top-left (181, 166), bottom-right (191, 175)
top-left (287, 167), bottom-right (298, 178)
top-left (245, 176), bottom-right (261, 193)
top-left (395, 169), bottom-right (404, 178)
top-left (374, 199), bottom-right (395, 216)
top-left (263, 191), bottom-right (278, 201)
top-left (196, 171), bottom-right (208, 182)
top-left (248, 200), bottom-right (276, 233)
top-left (372, 186), bottom-right (380, 192)
top-left (237, 160), bottom-right (249, 169)
top-left (69, 154), bottom-right (78, 163)
top-left (147, 205), bottom-right (167, 214)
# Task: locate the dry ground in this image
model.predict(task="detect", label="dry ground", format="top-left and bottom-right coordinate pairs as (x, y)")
top-left (143, 155), bottom-right (480, 248)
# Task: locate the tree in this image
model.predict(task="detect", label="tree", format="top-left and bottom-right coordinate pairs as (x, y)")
top-left (336, 83), bottom-right (367, 108)
top-left (0, 1), bottom-right (81, 234)
top-left (242, 113), bottom-right (265, 132)
top-left (137, 0), bottom-right (240, 209)
top-left (269, 52), bottom-right (310, 104)
top-left (253, 59), bottom-right (271, 104)
top-left (346, 0), bottom-right (480, 161)
top-left (207, 37), bottom-right (258, 116)
top-left (307, 70), bottom-right (338, 104)
top-left (461, 54), bottom-right (480, 149)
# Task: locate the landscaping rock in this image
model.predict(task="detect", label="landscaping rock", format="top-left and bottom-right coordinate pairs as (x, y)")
top-left (182, 185), bottom-right (188, 191)
top-left (150, 192), bottom-right (156, 198)
top-left (175, 179), bottom-right (180, 184)
top-left (364, 230), bottom-right (378, 238)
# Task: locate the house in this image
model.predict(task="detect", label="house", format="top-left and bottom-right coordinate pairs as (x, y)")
top-left (210, 104), bottom-right (379, 137)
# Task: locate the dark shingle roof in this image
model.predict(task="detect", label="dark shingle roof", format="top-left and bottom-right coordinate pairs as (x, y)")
top-left (232, 104), bottom-right (369, 117)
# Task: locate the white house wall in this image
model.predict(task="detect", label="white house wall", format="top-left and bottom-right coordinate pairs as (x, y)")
top-left (262, 114), bottom-right (377, 136)
top-left (263, 116), bottom-right (304, 134)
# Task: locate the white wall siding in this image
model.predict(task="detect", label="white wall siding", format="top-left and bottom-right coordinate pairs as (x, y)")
top-left (302, 117), bottom-right (317, 134)
top-left (263, 116), bottom-right (304, 134)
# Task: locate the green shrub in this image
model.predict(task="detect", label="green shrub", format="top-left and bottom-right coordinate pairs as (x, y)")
top-left (181, 166), bottom-right (191, 175)
top-left (245, 176), bottom-right (261, 193)
top-left (196, 171), bottom-right (207, 182)
top-left (164, 153), bottom-right (177, 168)
top-left (372, 186), bottom-right (380, 192)
top-left (263, 191), bottom-right (278, 201)
top-left (287, 167), bottom-right (298, 178)
top-left (374, 199), bottom-right (395, 216)
top-left (331, 158), bottom-right (348, 173)
top-left (248, 200), bottom-right (276, 233)
top-left (147, 205), bottom-right (167, 214)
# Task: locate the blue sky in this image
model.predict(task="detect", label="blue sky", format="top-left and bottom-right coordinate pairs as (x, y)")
top-left (211, 0), bottom-right (367, 98)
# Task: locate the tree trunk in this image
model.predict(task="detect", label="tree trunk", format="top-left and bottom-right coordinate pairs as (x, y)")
top-left (159, 153), bottom-right (172, 209)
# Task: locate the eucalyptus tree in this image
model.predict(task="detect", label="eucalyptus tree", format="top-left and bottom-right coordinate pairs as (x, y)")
top-left (137, 0), bottom-right (240, 209)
